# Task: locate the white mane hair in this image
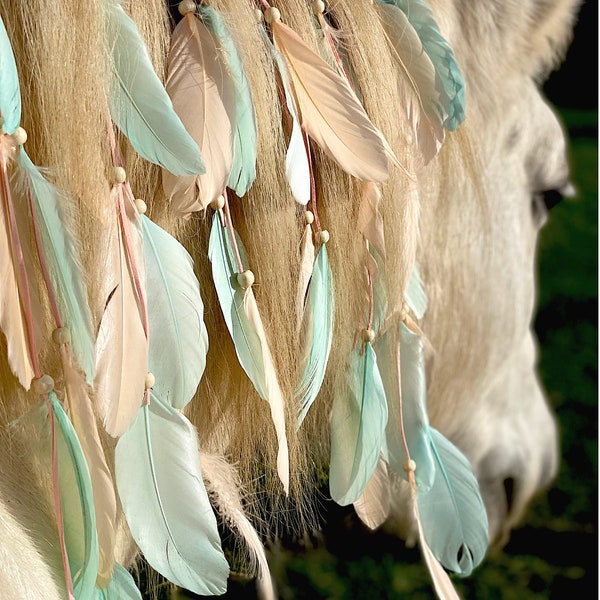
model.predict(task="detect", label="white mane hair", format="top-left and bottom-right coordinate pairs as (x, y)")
top-left (0, 0), bottom-right (581, 597)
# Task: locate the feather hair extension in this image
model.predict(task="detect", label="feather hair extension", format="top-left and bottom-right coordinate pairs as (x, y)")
top-left (143, 214), bottom-right (208, 409)
top-left (376, 0), bottom-right (465, 131)
top-left (261, 27), bottom-right (311, 205)
top-left (208, 209), bottom-right (290, 494)
top-left (261, 5), bottom-right (398, 182)
top-left (329, 341), bottom-right (388, 506)
top-left (47, 390), bottom-right (100, 600)
top-left (93, 183), bottom-right (148, 438)
top-left (15, 151), bottom-right (95, 385)
top-left (115, 392), bottom-right (230, 596)
top-left (199, 6), bottom-right (258, 197)
top-left (162, 4), bottom-right (236, 215)
top-left (105, 0), bottom-right (205, 176)
top-left (295, 243), bottom-right (334, 428)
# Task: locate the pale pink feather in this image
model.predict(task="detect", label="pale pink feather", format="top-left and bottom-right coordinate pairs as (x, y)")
top-left (94, 188), bottom-right (147, 437)
top-left (272, 20), bottom-right (397, 183)
top-left (0, 149), bottom-right (34, 388)
top-left (163, 13), bottom-right (235, 216)
top-left (353, 456), bottom-right (391, 530)
top-left (295, 222), bottom-right (315, 331)
top-left (243, 288), bottom-right (289, 495)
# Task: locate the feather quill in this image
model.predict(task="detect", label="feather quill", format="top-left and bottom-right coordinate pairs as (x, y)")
top-left (329, 341), bottom-right (388, 505)
top-left (143, 215), bottom-right (207, 409)
top-left (105, 0), bottom-right (204, 176)
top-left (115, 393), bottom-right (229, 596)
top-left (202, 452), bottom-right (276, 600)
top-left (162, 10), bottom-right (235, 215)
top-left (94, 189), bottom-right (147, 437)
top-left (48, 391), bottom-right (99, 600)
top-left (295, 244), bottom-right (334, 428)
top-left (270, 18), bottom-right (397, 182)
top-left (208, 213), bottom-right (289, 493)
top-left (0, 15), bottom-right (20, 135)
top-left (353, 456), bottom-right (391, 530)
top-left (377, 0), bottom-right (465, 130)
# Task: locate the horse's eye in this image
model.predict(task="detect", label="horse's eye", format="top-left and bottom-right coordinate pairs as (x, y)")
top-left (531, 182), bottom-right (576, 227)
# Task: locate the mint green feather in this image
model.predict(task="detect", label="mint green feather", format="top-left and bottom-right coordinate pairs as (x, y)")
top-left (49, 391), bottom-right (99, 600)
top-left (143, 215), bottom-right (207, 409)
top-left (405, 263), bottom-right (428, 320)
top-left (295, 245), bottom-right (334, 428)
top-left (377, 0), bottom-right (465, 130)
top-left (115, 393), bottom-right (229, 596)
top-left (16, 152), bottom-right (95, 384)
top-left (0, 15), bottom-right (20, 134)
top-left (95, 564), bottom-right (141, 600)
top-left (200, 7), bottom-right (257, 196)
top-left (378, 324), bottom-right (436, 491)
top-left (417, 428), bottom-right (489, 575)
top-left (207, 213), bottom-right (268, 400)
top-left (105, 1), bottom-right (204, 175)
top-left (329, 342), bottom-right (388, 506)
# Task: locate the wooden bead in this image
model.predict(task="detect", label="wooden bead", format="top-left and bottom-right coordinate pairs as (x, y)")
top-left (303, 211), bottom-right (314, 225)
top-left (254, 8), bottom-right (264, 22)
top-left (317, 230), bottom-right (330, 244)
top-left (237, 270), bottom-right (255, 289)
top-left (112, 166), bottom-right (126, 184)
top-left (12, 127), bottom-right (27, 146)
top-left (145, 372), bottom-right (156, 390)
top-left (264, 7), bottom-right (281, 23)
top-left (312, 1), bottom-right (325, 15)
top-left (32, 374), bottom-right (55, 396)
top-left (362, 328), bottom-right (375, 343)
top-left (52, 327), bottom-right (71, 345)
top-left (135, 199), bottom-right (147, 214)
top-left (178, 0), bottom-right (196, 16)
top-left (403, 459), bottom-right (417, 473)
top-left (211, 195), bottom-right (225, 211)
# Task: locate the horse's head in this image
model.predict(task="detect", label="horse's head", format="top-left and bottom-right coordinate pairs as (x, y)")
top-left (412, 0), bottom-right (579, 546)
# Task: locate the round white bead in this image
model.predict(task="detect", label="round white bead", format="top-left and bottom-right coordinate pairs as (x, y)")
top-left (112, 166), bottom-right (126, 184)
top-left (362, 328), bottom-right (375, 343)
top-left (237, 270), bottom-right (255, 289)
top-left (178, 0), bottom-right (196, 16)
top-left (32, 374), bottom-right (55, 396)
top-left (317, 230), bottom-right (330, 244)
top-left (211, 195), bottom-right (225, 211)
top-left (312, 1), bottom-right (325, 15)
top-left (254, 8), bottom-right (264, 22)
top-left (135, 199), bottom-right (147, 214)
top-left (52, 327), bottom-right (71, 345)
top-left (12, 127), bottom-right (27, 146)
top-left (264, 7), bottom-right (281, 23)
top-left (303, 211), bottom-right (314, 225)
top-left (145, 372), bottom-right (156, 390)
top-left (403, 459), bottom-right (417, 473)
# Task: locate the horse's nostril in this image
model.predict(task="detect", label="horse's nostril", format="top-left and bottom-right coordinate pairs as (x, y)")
top-left (503, 477), bottom-right (516, 514)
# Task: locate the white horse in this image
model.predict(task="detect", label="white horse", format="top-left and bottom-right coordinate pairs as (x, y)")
top-left (0, 0), bottom-right (581, 598)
